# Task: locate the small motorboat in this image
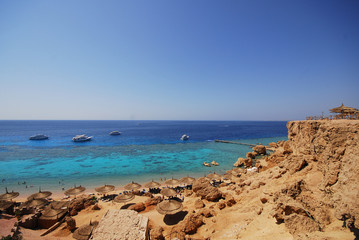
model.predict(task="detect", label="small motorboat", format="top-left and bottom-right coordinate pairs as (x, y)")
top-left (72, 135), bottom-right (92, 142)
top-left (29, 134), bottom-right (49, 140)
top-left (109, 131), bottom-right (121, 135)
top-left (180, 134), bottom-right (189, 141)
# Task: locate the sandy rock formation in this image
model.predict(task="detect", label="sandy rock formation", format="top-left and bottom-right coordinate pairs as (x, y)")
top-left (128, 202), bottom-right (146, 212)
top-left (192, 178), bottom-right (222, 202)
top-left (90, 209), bottom-right (148, 240)
top-left (194, 199), bottom-right (205, 209)
top-left (150, 226), bottom-right (164, 240)
top-left (252, 145), bottom-right (267, 155)
top-left (233, 157), bottom-right (253, 168)
top-left (287, 120), bottom-right (359, 230)
top-left (65, 216), bottom-right (76, 231)
top-left (145, 196), bottom-right (162, 207)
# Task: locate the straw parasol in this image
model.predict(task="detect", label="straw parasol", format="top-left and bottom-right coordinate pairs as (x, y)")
top-left (160, 188), bottom-right (177, 197)
top-left (156, 200), bottom-right (183, 215)
top-left (144, 180), bottom-right (161, 188)
top-left (113, 193), bottom-right (135, 203)
top-left (164, 178), bottom-right (180, 186)
top-left (0, 201), bottom-right (14, 211)
top-left (0, 187), bottom-right (19, 201)
top-left (73, 221), bottom-right (98, 240)
top-left (27, 188), bottom-right (52, 200)
top-left (64, 185), bottom-right (86, 196)
top-left (95, 184), bottom-right (115, 194)
top-left (207, 172), bottom-right (222, 180)
top-left (41, 206), bottom-right (66, 220)
top-left (20, 198), bottom-right (48, 209)
top-left (124, 181), bottom-right (141, 191)
top-left (330, 104), bottom-right (359, 118)
top-left (180, 176), bottom-right (196, 185)
top-left (48, 201), bottom-right (70, 210)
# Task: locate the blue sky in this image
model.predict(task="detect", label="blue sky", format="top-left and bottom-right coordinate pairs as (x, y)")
top-left (0, 0), bottom-right (358, 120)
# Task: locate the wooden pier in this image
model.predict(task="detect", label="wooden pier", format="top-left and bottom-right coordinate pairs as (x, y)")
top-left (214, 140), bottom-right (256, 147)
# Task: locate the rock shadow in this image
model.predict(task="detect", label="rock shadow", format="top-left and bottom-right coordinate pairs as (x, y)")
top-left (163, 211), bottom-right (188, 225)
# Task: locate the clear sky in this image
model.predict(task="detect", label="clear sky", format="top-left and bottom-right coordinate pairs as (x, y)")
top-left (0, 0), bottom-right (358, 120)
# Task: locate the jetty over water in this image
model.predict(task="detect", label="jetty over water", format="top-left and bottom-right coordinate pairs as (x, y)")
top-left (214, 140), bottom-right (256, 147)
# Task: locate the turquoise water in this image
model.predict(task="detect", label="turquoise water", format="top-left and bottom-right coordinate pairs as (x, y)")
top-left (0, 120), bottom-right (288, 195)
top-left (0, 136), bottom-right (287, 195)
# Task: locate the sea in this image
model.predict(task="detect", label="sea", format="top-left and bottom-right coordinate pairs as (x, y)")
top-left (0, 120), bottom-right (288, 195)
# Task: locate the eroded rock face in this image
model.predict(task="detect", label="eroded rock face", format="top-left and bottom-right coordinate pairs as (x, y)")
top-left (128, 202), bottom-right (145, 212)
top-left (287, 120), bottom-right (359, 229)
top-left (233, 158), bottom-right (253, 168)
top-left (252, 145), bottom-right (267, 155)
top-left (65, 216), bottom-right (76, 232)
top-left (194, 199), bottom-right (205, 209)
top-left (144, 196), bottom-right (162, 208)
top-left (192, 178), bottom-right (222, 202)
top-left (150, 226), bottom-right (164, 240)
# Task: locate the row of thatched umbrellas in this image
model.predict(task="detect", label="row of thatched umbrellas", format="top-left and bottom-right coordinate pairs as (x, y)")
top-left (0, 173), bottom-right (230, 213)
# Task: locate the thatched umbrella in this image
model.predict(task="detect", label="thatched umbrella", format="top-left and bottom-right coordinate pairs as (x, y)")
top-left (113, 193), bottom-right (135, 203)
top-left (0, 201), bottom-right (14, 211)
top-left (207, 172), bottom-right (222, 180)
top-left (124, 181), bottom-right (141, 191)
top-left (64, 185), bottom-right (86, 196)
top-left (330, 104), bottom-right (359, 118)
top-left (41, 206), bottom-right (66, 220)
top-left (73, 221), bottom-right (98, 240)
top-left (156, 200), bottom-right (183, 215)
top-left (160, 188), bottom-right (177, 197)
top-left (0, 187), bottom-right (19, 201)
top-left (48, 201), bottom-right (70, 210)
top-left (27, 188), bottom-right (52, 200)
top-left (164, 178), bottom-right (180, 186)
top-left (20, 198), bottom-right (48, 209)
top-left (144, 180), bottom-right (161, 188)
top-left (180, 176), bottom-right (196, 185)
top-left (95, 184), bottom-right (115, 194)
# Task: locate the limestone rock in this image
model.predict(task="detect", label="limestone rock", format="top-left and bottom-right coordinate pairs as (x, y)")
top-left (217, 201), bottom-right (226, 210)
top-left (194, 199), bottom-right (205, 209)
top-left (233, 157), bottom-right (253, 168)
top-left (128, 202), bottom-right (145, 212)
top-left (144, 196), bottom-right (162, 207)
top-left (92, 204), bottom-right (100, 210)
top-left (252, 145), bottom-right (267, 155)
top-left (198, 208), bottom-right (214, 218)
top-left (181, 213), bottom-right (204, 234)
top-left (90, 209), bottom-right (148, 240)
top-left (65, 217), bottom-right (76, 231)
top-left (193, 178), bottom-right (222, 202)
top-left (150, 226), bottom-right (164, 240)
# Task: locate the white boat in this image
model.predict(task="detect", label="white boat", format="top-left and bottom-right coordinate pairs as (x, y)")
top-left (109, 131), bottom-right (121, 135)
top-left (72, 135), bottom-right (92, 142)
top-left (180, 134), bottom-right (189, 141)
top-left (29, 134), bottom-right (49, 140)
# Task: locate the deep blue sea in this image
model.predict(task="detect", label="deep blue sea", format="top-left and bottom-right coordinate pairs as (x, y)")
top-left (0, 120), bottom-right (288, 195)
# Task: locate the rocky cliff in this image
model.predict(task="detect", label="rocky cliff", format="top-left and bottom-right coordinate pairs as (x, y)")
top-left (286, 120), bottom-right (359, 231)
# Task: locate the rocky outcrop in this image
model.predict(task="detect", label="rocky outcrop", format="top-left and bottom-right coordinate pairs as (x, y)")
top-left (90, 210), bottom-right (148, 240)
top-left (128, 202), bottom-right (146, 212)
top-left (65, 216), bottom-right (76, 231)
top-left (149, 226), bottom-right (164, 240)
top-left (252, 145), bottom-right (267, 155)
top-left (233, 157), bottom-right (253, 168)
top-left (192, 178), bottom-right (222, 202)
top-left (286, 120), bottom-right (359, 230)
